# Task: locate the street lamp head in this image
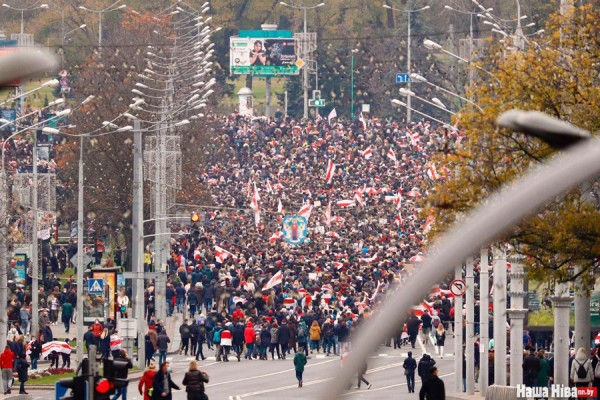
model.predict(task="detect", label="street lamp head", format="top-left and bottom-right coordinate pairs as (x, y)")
top-left (423, 39), bottom-right (442, 50)
top-left (444, 5), bottom-right (453, 10)
top-left (116, 126), bottom-right (133, 132)
top-left (42, 127), bottom-right (60, 134)
top-left (399, 88), bottom-right (415, 97)
top-left (56, 109), bottom-right (72, 117)
top-left (131, 89), bottom-right (144, 96)
top-left (382, 4), bottom-right (391, 9)
top-left (81, 95), bottom-right (96, 105)
top-left (391, 99), bottom-right (406, 107)
top-left (42, 79), bottom-right (59, 88)
top-left (80, 24), bottom-right (87, 29)
top-left (525, 22), bottom-right (536, 27)
top-left (420, 6), bottom-right (430, 11)
top-left (48, 98), bottom-right (65, 107)
top-left (410, 73), bottom-right (426, 82)
top-left (520, 15), bottom-right (528, 19)
top-left (317, 3), bottom-right (325, 7)
top-left (118, 5), bottom-right (127, 9)
top-left (1, 4), bottom-right (10, 8)
top-left (40, 4), bottom-right (49, 9)
top-left (79, 6), bottom-right (87, 10)
top-left (432, 97), bottom-right (447, 109)
top-left (280, 1), bottom-right (289, 6)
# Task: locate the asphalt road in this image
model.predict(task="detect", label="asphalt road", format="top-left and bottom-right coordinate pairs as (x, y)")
top-left (20, 334), bottom-right (458, 400)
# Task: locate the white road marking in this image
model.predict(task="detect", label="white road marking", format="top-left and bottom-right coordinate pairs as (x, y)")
top-left (341, 372), bottom-right (455, 396)
top-left (208, 359), bottom-right (337, 387)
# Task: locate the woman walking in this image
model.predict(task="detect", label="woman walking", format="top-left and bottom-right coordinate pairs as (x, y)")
top-left (138, 361), bottom-right (156, 400)
top-left (16, 353), bottom-right (29, 394)
top-left (270, 322), bottom-right (281, 360)
top-left (309, 320), bottom-right (321, 354)
top-left (570, 347), bottom-right (593, 387)
top-left (537, 349), bottom-right (550, 389)
top-left (356, 361), bottom-right (372, 390)
top-left (182, 360), bottom-right (210, 400)
top-left (435, 324), bottom-right (446, 359)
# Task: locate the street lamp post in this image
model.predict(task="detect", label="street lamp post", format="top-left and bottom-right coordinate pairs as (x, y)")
top-left (79, 1), bottom-right (127, 52)
top-left (279, 1), bottom-right (325, 119)
top-left (61, 25), bottom-right (87, 69)
top-left (383, 4), bottom-right (429, 123)
top-left (1, 3), bottom-right (49, 36)
top-left (350, 49), bottom-right (358, 119)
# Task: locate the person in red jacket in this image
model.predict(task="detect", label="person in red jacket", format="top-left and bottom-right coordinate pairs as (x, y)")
top-left (244, 321), bottom-right (255, 360)
top-left (1, 345), bottom-right (16, 394)
top-left (232, 304), bottom-right (245, 322)
top-left (138, 361), bottom-right (156, 400)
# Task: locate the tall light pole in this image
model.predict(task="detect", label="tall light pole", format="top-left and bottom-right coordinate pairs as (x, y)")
top-left (279, 1), bottom-right (325, 120)
top-left (383, 3), bottom-right (429, 124)
top-left (79, 1), bottom-right (127, 52)
top-left (1, 3), bottom-right (49, 35)
top-left (61, 25), bottom-right (87, 69)
top-left (350, 49), bottom-right (358, 119)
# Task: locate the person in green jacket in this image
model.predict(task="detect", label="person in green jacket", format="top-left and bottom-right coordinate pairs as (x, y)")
top-left (293, 351), bottom-right (307, 388)
top-left (537, 349), bottom-right (550, 389)
top-left (61, 300), bottom-right (74, 334)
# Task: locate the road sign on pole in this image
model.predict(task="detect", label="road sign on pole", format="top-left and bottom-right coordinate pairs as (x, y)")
top-left (88, 278), bottom-right (104, 294)
top-left (396, 73), bottom-right (412, 83)
top-left (450, 279), bottom-right (466, 296)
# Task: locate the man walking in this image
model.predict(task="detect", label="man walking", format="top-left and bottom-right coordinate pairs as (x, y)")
top-left (157, 330), bottom-right (171, 366)
top-left (179, 319), bottom-right (191, 356)
top-left (403, 351), bottom-right (417, 393)
top-left (419, 366), bottom-right (445, 400)
top-left (111, 349), bottom-right (133, 400)
top-left (294, 350), bottom-right (307, 387)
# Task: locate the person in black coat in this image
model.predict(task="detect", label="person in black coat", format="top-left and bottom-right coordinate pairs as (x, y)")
top-left (16, 353), bottom-right (29, 394)
top-left (232, 322), bottom-right (245, 362)
top-left (152, 362), bottom-right (180, 400)
top-left (419, 366), bottom-right (445, 400)
top-left (182, 360), bottom-right (209, 400)
top-left (278, 319), bottom-right (291, 359)
top-left (189, 321), bottom-right (200, 357)
top-left (406, 314), bottom-right (420, 349)
top-left (418, 354), bottom-right (436, 382)
top-left (145, 334), bottom-right (155, 367)
top-left (403, 351), bottom-right (418, 393)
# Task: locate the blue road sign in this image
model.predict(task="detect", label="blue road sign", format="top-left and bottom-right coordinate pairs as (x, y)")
top-left (88, 278), bottom-right (104, 294)
top-left (396, 73), bottom-right (411, 83)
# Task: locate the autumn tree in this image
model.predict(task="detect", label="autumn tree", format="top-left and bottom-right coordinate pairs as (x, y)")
top-left (429, 4), bottom-right (600, 288)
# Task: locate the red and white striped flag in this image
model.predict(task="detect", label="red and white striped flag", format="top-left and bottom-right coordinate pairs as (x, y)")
top-left (394, 212), bottom-right (403, 226)
top-left (325, 160), bottom-right (336, 184)
top-left (298, 201), bottom-right (313, 221)
top-left (214, 245), bottom-right (239, 264)
top-left (266, 179), bottom-right (273, 194)
top-left (277, 199), bottom-right (283, 214)
top-left (361, 147), bottom-right (372, 159)
top-left (269, 231), bottom-right (283, 242)
top-left (387, 148), bottom-right (397, 163)
top-left (354, 189), bottom-right (363, 208)
top-left (262, 270), bottom-right (283, 291)
top-left (426, 165), bottom-right (440, 181)
top-left (359, 112), bottom-right (367, 130)
top-left (337, 200), bottom-right (356, 208)
top-left (395, 192), bottom-right (402, 210)
top-left (423, 214), bottom-right (435, 235)
top-left (326, 231), bottom-right (340, 238)
top-left (410, 132), bottom-right (420, 147)
top-left (325, 201), bottom-right (332, 227)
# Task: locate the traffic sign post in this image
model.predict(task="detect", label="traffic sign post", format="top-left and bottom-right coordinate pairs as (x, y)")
top-left (309, 99), bottom-right (325, 107)
top-left (396, 73), bottom-right (412, 83)
top-left (88, 279), bottom-right (104, 294)
top-left (450, 279), bottom-right (466, 297)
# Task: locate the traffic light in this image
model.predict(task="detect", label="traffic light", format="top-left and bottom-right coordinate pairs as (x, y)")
top-left (59, 375), bottom-right (87, 400)
top-left (103, 358), bottom-right (131, 393)
top-left (94, 376), bottom-right (113, 400)
top-left (191, 211), bottom-right (200, 223)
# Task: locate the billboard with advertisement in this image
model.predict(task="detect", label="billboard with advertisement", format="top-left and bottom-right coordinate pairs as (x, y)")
top-left (12, 254), bottom-right (27, 285)
top-left (230, 37), bottom-right (299, 75)
top-left (0, 109), bottom-right (17, 132)
top-left (83, 268), bottom-right (118, 324)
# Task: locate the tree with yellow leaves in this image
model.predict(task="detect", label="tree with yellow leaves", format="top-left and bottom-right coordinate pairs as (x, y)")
top-left (429, 4), bottom-right (600, 288)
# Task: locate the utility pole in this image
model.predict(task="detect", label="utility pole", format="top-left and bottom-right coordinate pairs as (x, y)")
top-left (479, 247), bottom-right (489, 396)
top-left (453, 264), bottom-right (463, 393)
top-left (406, 10), bottom-right (412, 123)
top-left (508, 254), bottom-right (527, 387)
top-left (465, 256), bottom-right (475, 394)
top-left (492, 248), bottom-right (507, 386)
top-left (0, 171), bottom-right (8, 389)
top-left (76, 134), bottom-right (85, 366)
top-left (552, 282), bottom-right (572, 386)
top-left (31, 141), bottom-right (39, 340)
top-left (574, 265), bottom-right (591, 352)
top-left (284, 90), bottom-right (288, 117)
top-left (132, 119), bottom-right (145, 369)
top-left (302, 7), bottom-right (308, 119)
top-left (265, 77), bottom-right (271, 118)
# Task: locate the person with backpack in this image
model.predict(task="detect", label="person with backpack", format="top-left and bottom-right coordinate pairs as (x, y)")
top-left (591, 345), bottom-right (600, 399)
top-left (523, 348), bottom-right (541, 387)
top-left (571, 347), bottom-right (593, 387)
top-left (296, 321), bottom-right (309, 356)
top-left (212, 322), bottom-right (223, 361)
top-left (403, 351), bottom-right (418, 393)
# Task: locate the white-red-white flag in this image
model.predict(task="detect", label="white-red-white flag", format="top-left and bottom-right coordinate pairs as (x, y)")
top-left (325, 201), bottom-right (332, 227)
top-left (266, 179), bottom-right (273, 194)
top-left (395, 192), bottom-right (402, 210)
top-left (263, 270), bottom-right (283, 291)
top-left (215, 245), bottom-right (239, 264)
top-left (354, 189), bottom-right (363, 207)
top-left (277, 199), bottom-right (283, 214)
top-left (298, 201), bottom-right (313, 221)
top-left (387, 148), bottom-right (397, 163)
top-left (426, 165), bottom-right (440, 181)
top-left (359, 112), bottom-right (367, 130)
top-left (394, 212), bottom-right (403, 226)
top-left (325, 160), bottom-right (336, 184)
top-left (423, 214), bottom-right (435, 235)
top-left (361, 147), bottom-right (372, 159)
top-left (269, 231), bottom-right (283, 242)
top-left (337, 200), bottom-right (356, 208)
top-left (326, 231), bottom-right (340, 238)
